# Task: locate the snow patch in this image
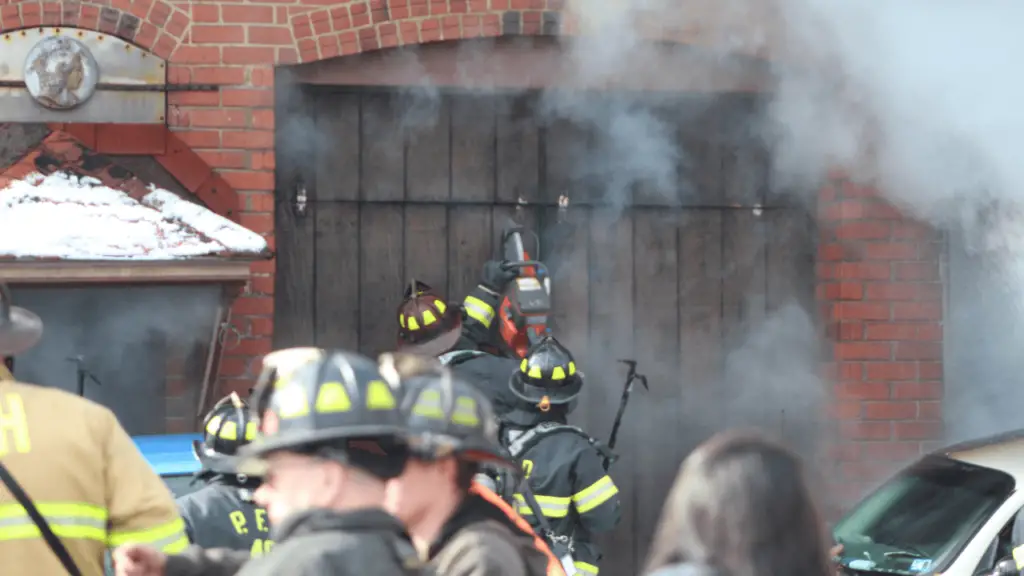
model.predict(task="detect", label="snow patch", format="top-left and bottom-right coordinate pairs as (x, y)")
top-left (0, 172), bottom-right (267, 260)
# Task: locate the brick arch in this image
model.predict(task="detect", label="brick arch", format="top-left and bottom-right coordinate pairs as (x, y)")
top-left (0, 0), bottom-right (191, 59)
top-left (49, 123), bottom-right (241, 222)
top-left (288, 5), bottom-right (732, 64)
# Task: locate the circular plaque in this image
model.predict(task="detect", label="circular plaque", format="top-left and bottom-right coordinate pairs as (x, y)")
top-left (23, 36), bottom-right (100, 111)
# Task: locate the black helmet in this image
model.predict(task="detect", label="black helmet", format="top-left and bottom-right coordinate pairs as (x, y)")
top-left (508, 336), bottom-right (583, 411)
top-left (236, 347), bottom-right (409, 479)
top-left (192, 392), bottom-right (258, 477)
top-left (379, 352), bottom-right (513, 469)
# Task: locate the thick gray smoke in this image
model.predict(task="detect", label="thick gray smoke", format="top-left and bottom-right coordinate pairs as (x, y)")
top-left (766, 0), bottom-right (1024, 443)
top-left (10, 285), bottom-right (221, 435)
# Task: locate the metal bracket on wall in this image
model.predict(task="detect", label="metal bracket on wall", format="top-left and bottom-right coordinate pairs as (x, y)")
top-left (0, 80), bottom-right (221, 92)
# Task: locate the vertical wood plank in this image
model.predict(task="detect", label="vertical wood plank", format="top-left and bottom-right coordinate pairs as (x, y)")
top-left (545, 115), bottom-right (592, 206)
top-left (721, 95), bottom-right (766, 208)
top-left (272, 86), bottom-right (316, 348)
top-left (315, 94), bottom-right (360, 201)
top-left (314, 203), bottom-right (360, 351)
top-left (406, 96), bottom-right (451, 202)
top-left (721, 209), bottom-right (769, 430)
top-left (403, 205), bottom-right (450, 298)
top-left (451, 95), bottom-right (496, 202)
top-left (765, 207), bottom-right (822, 459)
top-left (358, 205), bottom-right (405, 356)
top-left (545, 207), bottom-right (590, 388)
top-left (447, 206), bottom-right (493, 301)
top-left (678, 98), bottom-right (724, 207)
top-left (587, 210), bottom-right (636, 575)
top-left (361, 93), bottom-right (405, 202)
top-left (631, 208), bottom-right (681, 558)
top-left (632, 101), bottom-right (683, 208)
top-left (677, 211), bottom-right (724, 452)
top-left (496, 94), bottom-right (541, 205)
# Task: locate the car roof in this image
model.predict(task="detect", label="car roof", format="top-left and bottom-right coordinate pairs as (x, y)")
top-left (933, 429), bottom-right (1024, 483)
top-left (133, 433), bottom-right (203, 476)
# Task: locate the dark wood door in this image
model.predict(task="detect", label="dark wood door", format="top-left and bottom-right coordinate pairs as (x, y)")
top-left (274, 87), bottom-right (818, 574)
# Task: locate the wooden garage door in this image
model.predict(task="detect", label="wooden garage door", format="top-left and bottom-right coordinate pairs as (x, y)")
top-left (274, 88), bottom-right (817, 574)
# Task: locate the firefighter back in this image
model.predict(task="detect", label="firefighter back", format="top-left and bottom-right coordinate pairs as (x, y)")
top-left (177, 483), bottom-right (273, 556)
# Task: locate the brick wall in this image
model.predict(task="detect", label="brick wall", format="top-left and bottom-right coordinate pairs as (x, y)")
top-left (0, 1), bottom-right (945, 503)
top-left (818, 173), bottom-right (945, 510)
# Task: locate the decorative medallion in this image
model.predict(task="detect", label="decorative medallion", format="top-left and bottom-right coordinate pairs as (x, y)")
top-left (23, 36), bottom-right (99, 111)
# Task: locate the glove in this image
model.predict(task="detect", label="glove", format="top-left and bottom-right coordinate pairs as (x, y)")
top-left (481, 260), bottom-right (517, 292)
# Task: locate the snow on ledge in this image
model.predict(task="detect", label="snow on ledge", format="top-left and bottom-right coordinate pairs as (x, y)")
top-left (0, 172), bottom-right (268, 260)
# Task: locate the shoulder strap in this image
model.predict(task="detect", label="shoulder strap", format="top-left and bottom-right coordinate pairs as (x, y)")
top-left (0, 461), bottom-right (83, 576)
top-left (438, 350), bottom-right (486, 367)
top-left (507, 422), bottom-right (615, 463)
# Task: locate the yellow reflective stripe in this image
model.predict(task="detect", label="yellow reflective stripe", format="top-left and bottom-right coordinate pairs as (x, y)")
top-left (463, 296), bottom-right (495, 328)
top-left (513, 493), bottom-right (570, 518)
top-left (572, 475), bottom-right (618, 514)
top-left (1014, 545), bottom-right (1024, 570)
top-left (109, 517), bottom-right (188, 554)
top-left (0, 501), bottom-right (108, 543)
top-left (574, 561), bottom-right (599, 575)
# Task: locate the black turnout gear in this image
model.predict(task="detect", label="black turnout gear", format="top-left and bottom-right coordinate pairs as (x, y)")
top-left (179, 393), bottom-right (269, 552)
top-left (238, 348), bottom-right (411, 480)
top-left (177, 481), bottom-right (271, 555)
top-left (509, 337), bottom-right (583, 410)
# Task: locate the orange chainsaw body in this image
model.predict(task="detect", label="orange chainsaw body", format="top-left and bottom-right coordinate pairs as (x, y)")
top-left (497, 251), bottom-right (549, 359)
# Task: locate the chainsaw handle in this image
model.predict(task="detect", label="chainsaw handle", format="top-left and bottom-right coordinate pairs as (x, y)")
top-left (502, 260), bottom-right (549, 278)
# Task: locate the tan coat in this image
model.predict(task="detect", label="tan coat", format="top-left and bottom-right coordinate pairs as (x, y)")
top-left (0, 379), bottom-right (187, 576)
top-left (431, 519), bottom-right (553, 576)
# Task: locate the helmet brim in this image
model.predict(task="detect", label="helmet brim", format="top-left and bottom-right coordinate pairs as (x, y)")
top-left (230, 424), bottom-right (408, 477)
top-left (397, 314), bottom-right (463, 358)
top-left (0, 307), bottom-right (42, 356)
top-left (507, 371), bottom-right (583, 405)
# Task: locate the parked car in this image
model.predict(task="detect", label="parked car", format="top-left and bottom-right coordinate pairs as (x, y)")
top-left (132, 433), bottom-right (204, 499)
top-left (833, 430), bottom-right (1024, 576)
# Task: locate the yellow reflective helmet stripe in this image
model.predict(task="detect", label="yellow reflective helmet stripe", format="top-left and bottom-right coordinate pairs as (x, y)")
top-left (520, 358), bottom-right (528, 372)
top-left (109, 517), bottom-right (189, 553)
top-left (218, 421), bottom-right (238, 440)
top-left (451, 396), bottom-right (480, 427)
top-left (422, 310), bottom-right (437, 326)
top-left (463, 296), bottom-right (495, 328)
top-left (572, 475), bottom-right (619, 514)
top-left (528, 366), bottom-right (542, 379)
top-left (366, 380), bottom-right (397, 410)
top-left (315, 381), bottom-right (352, 413)
top-left (412, 389), bottom-right (445, 419)
top-left (244, 421), bottom-right (258, 441)
top-left (568, 361), bottom-right (576, 375)
top-left (399, 314), bottom-right (406, 328)
top-left (408, 316), bottom-right (421, 331)
top-left (551, 366), bottom-right (566, 380)
top-left (434, 300), bottom-right (447, 314)
top-left (205, 416), bottom-right (223, 436)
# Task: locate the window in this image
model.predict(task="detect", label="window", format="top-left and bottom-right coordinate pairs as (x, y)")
top-left (833, 455), bottom-right (1014, 575)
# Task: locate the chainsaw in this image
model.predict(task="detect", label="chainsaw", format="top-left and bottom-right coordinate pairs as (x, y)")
top-left (496, 220), bottom-right (552, 359)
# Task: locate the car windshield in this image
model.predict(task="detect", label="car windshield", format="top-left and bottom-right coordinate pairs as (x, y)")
top-left (162, 474), bottom-right (202, 499)
top-left (833, 455), bottom-right (1014, 575)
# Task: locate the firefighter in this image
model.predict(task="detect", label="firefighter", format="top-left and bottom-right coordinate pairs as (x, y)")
top-left (0, 283), bottom-right (188, 576)
top-left (113, 347), bottom-right (428, 576)
top-left (396, 263), bottom-right (520, 414)
top-left (176, 392), bottom-right (271, 555)
top-left (502, 336), bottom-right (621, 576)
top-left (377, 352), bottom-right (564, 576)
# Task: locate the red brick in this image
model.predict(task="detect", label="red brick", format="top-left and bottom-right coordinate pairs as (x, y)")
top-left (864, 323), bottom-right (917, 341)
top-left (894, 342), bottom-right (942, 361)
top-left (832, 221), bottom-right (891, 241)
top-left (223, 46), bottom-right (276, 65)
top-left (223, 5), bottom-right (275, 23)
top-left (863, 401), bottom-right (917, 420)
top-left (222, 89), bottom-right (275, 108)
top-left (891, 381), bottom-right (942, 400)
top-left (834, 342), bottom-right (891, 360)
top-left (249, 26), bottom-right (293, 45)
top-left (192, 4), bottom-right (219, 22)
top-left (864, 283), bottom-right (934, 301)
top-left (241, 213), bottom-right (274, 234)
top-left (818, 282), bottom-right (863, 301)
top-left (919, 362), bottom-right (943, 379)
top-left (232, 296), bottom-right (274, 316)
top-left (249, 317), bottom-right (274, 336)
top-left (249, 275), bottom-right (275, 295)
top-left (895, 421), bottom-right (942, 440)
top-left (834, 381), bottom-right (890, 401)
top-left (892, 302), bottom-right (942, 321)
top-left (825, 263), bottom-right (892, 281)
top-left (222, 170), bottom-right (275, 191)
top-left (861, 441), bottom-right (922, 461)
top-left (222, 130), bottom-right (274, 149)
top-left (864, 362), bottom-right (917, 381)
top-left (919, 401), bottom-right (942, 420)
top-left (189, 109), bottom-right (249, 129)
top-left (832, 302), bottom-right (889, 321)
top-left (226, 337), bottom-right (274, 357)
top-left (863, 242), bottom-right (918, 260)
top-left (893, 262), bottom-right (938, 281)
top-left (827, 402), bottom-right (862, 420)
top-left (191, 25), bottom-right (245, 43)
top-left (839, 421), bottom-right (891, 441)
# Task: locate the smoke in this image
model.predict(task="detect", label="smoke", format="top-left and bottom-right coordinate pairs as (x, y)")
top-left (10, 285), bottom-right (221, 435)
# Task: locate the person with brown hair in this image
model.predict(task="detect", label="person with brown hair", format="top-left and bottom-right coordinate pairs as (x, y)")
top-left (643, 431), bottom-right (834, 576)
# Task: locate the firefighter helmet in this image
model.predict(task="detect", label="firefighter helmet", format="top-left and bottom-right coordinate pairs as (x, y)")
top-left (236, 348), bottom-right (409, 478)
top-left (0, 283), bottom-right (42, 356)
top-left (508, 336), bottom-right (583, 411)
top-left (192, 392), bottom-right (258, 477)
top-left (396, 279), bottom-right (462, 357)
top-left (379, 352), bottom-right (513, 468)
